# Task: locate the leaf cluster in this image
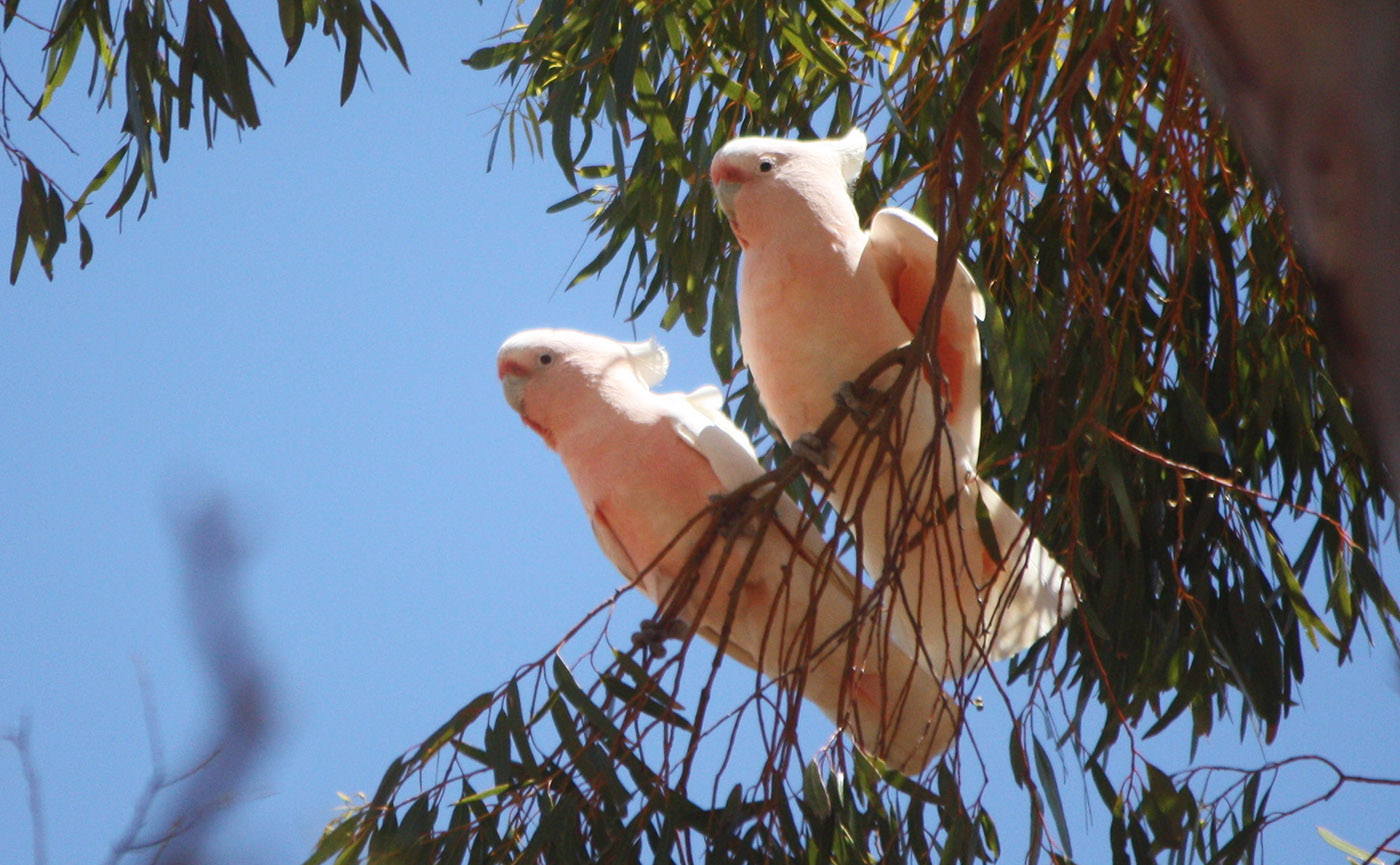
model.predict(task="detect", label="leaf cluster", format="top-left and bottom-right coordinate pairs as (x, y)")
top-left (307, 629), bottom-right (1385, 865)
top-left (305, 650), bottom-right (1016, 865)
top-left (2, 0), bottom-right (408, 283)
top-left (430, 0), bottom-right (1400, 861)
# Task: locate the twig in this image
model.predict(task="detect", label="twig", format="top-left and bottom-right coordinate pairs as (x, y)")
top-left (0, 49), bottom-right (80, 156)
top-left (1103, 426), bottom-right (1358, 549)
top-left (0, 2), bottom-right (57, 33)
top-left (1181, 753), bottom-right (1400, 851)
top-left (101, 667), bottom-right (224, 865)
top-left (3, 715), bottom-right (48, 865)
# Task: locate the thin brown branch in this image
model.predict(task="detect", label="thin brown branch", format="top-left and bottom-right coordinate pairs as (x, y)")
top-left (1181, 753), bottom-right (1400, 851)
top-left (0, 50), bottom-right (80, 157)
top-left (0, 2), bottom-right (55, 34)
top-left (1103, 425), bottom-right (1358, 549)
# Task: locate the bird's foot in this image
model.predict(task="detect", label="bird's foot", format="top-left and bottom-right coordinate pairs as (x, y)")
top-left (834, 380), bottom-right (875, 422)
top-left (708, 492), bottom-right (754, 538)
top-left (791, 432), bottom-right (833, 467)
top-left (631, 617), bottom-right (687, 659)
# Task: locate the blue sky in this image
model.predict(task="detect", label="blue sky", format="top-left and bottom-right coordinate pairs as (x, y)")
top-left (2, 6), bottom-right (1398, 863)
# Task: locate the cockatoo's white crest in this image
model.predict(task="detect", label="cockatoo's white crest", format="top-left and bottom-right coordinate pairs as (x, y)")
top-left (833, 128), bottom-right (867, 187)
top-left (496, 328), bottom-right (666, 387)
top-left (621, 336), bottom-right (668, 387)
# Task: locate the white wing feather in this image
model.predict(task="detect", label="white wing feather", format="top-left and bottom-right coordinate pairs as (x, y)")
top-left (868, 208), bottom-right (985, 322)
top-left (666, 385), bottom-right (765, 491)
top-left (666, 385), bottom-right (856, 593)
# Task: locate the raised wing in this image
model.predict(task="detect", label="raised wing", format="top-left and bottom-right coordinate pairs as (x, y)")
top-left (867, 207), bottom-right (986, 463)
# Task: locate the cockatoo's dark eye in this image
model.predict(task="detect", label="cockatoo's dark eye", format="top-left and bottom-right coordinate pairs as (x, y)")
top-left (539, 353), bottom-right (553, 366)
top-left (758, 158), bottom-right (775, 173)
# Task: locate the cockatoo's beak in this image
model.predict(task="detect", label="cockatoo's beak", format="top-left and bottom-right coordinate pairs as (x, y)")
top-left (714, 179), bottom-right (739, 217)
top-left (497, 357), bottom-right (529, 414)
top-left (500, 374), bottom-right (526, 414)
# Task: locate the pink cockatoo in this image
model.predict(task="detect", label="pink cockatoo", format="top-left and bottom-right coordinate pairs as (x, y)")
top-left (710, 129), bottom-right (1075, 680)
top-left (498, 327), bottom-right (958, 774)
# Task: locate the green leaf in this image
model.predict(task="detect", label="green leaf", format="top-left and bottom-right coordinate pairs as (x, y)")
top-left (1142, 762), bottom-right (1190, 848)
top-left (1318, 826), bottom-right (1382, 863)
top-left (21, 163), bottom-right (48, 242)
top-left (222, 38), bottom-right (263, 129)
top-left (545, 186), bottom-right (600, 214)
top-left (339, 13), bottom-right (362, 104)
top-left (41, 0), bottom-right (81, 51)
top-left (68, 145), bottom-right (129, 220)
top-left (369, 756), bottom-right (406, 811)
top-left (300, 815), bottom-right (363, 865)
top-left (549, 80), bottom-right (578, 186)
top-left (370, 2), bottom-right (408, 72)
top-left (455, 782), bottom-right (511, 806)
top-left (397, 793), bottom-right (435, 844)
top-left (207, 0), bottom-right (271, 84)
top-left (1175, 376), bottom-right (1223, 456)
top-left (278, 0), bottom-right (306, 60)
top-left (552, 655), bottom-right (616, 736)
top-left (1008, 721), bottom-right (1030, 786)
top-left (502, 680), bottom-right (538, 775)
top-left (807, 0), bottom-right (871, 51)
top-left (631, 67), bottom-right (679, 163)
top-left (105, 162), bottom-right (143, 219)
top-left (42, 187), bottom-right (66, 248)
top-left (463, 42), bottom-right (521, 71)
top-left (34, 21), bottom-right (81, 117)
top-left (78, 223), bottom-right (92, 268)
top-left (1352, 550), bottom-right (1400, 616)
top-left (1087, 760), bottom-right (1118, 810)
top-left (802, 761), bottom-right (831, 820)
top-left (1267, 528), bottom-right (1338, 645)
top-left (598, 672), bottom-right (693, 731)
top-left (1100, 445), bottom-right (1141, 548)
top-left (366, 805), bottom-right (398, 858)
top-left (978, 808), bottom-right (1001, 860)
top-left (1033, 736), bottom-right (1072, 858)
top-left (11, 188), bottom-right (31, 285)
top-left (413, 691), bottom-right (495, 765)
top-left (568, 225), bottom-right (629, 289)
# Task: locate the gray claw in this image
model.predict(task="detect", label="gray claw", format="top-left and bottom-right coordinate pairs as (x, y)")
top-left (834, 381), bottom-right (873, 421)
top-left (708, 492), bottom-right (754, 537)
top-left (791, 433), bottom-right (833, 467)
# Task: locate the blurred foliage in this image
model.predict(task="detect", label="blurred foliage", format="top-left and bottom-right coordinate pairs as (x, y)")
top-left (354, 0), bottom-right (1398, 861)
top-left (0, 0), bottom-right (408, 283)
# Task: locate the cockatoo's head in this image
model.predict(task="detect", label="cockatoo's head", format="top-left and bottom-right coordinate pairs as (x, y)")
top-left (709, 129), bottom-right (866, 247)
top-left (497, 328), bottom-right (669, 448)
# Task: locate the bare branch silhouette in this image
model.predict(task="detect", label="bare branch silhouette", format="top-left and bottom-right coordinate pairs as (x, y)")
top-left (3, 716), bottom-right (48, 865)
